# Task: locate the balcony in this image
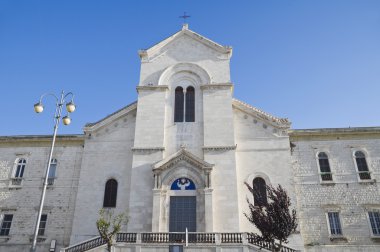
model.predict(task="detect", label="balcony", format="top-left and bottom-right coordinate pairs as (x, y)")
top-left (61, 232), bottom-right (300, 252)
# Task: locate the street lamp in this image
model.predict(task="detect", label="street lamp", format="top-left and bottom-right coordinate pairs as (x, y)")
top-left (30, 91), bottom-right (76, 252)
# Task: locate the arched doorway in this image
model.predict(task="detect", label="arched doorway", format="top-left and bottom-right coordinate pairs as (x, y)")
top-left (169, 178), bottom-right (196, 232)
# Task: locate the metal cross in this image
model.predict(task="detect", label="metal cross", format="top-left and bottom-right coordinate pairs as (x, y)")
top-left (179, 12), bottom-right (191, 23)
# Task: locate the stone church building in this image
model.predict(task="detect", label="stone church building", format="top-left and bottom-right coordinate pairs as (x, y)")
top-left (0, 25), bottom-right (379, 252)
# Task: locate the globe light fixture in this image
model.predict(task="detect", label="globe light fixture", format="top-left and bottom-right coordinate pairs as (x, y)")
top-left (33, 102), bottom-right (44, 113)
top-left (66, 101), bottom-right (76, 113)
top-left (62, 115), bottom-right (71, 125)
top-left (31, 91), bottom-right (75, 252)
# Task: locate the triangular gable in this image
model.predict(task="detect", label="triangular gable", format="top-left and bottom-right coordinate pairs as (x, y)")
top-left (232, 98), bottom-right (291, 129)
top-left (153, 147), bottom-right (214, 172)
top-left (139, 24), bottom-right (232, 61)
top-left (83, 101), bottom-right (137, 132)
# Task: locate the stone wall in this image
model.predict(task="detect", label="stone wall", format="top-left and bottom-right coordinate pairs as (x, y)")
top-left (0, 136), bottom-right (84, 252)
top-left (290, 130), bottom-right (380, 251)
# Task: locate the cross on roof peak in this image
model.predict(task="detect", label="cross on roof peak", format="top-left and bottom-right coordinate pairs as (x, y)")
top-left (179, 12), bottom-right (190, 26)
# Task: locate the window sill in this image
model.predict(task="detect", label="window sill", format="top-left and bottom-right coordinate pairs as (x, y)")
top-left (29, 236), bottom-right (47, 242)
top-left (0, 236), bottom-right (10, 242)
top-left (358, 179), bottom-right (376, 184)
top-left (320, 181), bottom-right (335, 185)
top-left (8, 185), bottom-right (22, 190)
top-left (329, 236), bottom-right (347, 242)
top-left (370, 235), bottom-right (380, 240)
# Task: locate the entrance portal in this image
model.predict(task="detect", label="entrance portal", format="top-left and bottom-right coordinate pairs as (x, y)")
top-left (169, 196), bottom-right (196, 232)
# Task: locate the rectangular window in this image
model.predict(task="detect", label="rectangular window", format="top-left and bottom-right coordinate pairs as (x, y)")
top-left (38, 214), bottom-right (47, 236)
top-left (328, 212), bottom-right (342, 235)
top-left (0, 214), bottom-right (13, 236)
top-left (369, 212), bottom-right (380, 236)
top-left (48, 159), bottom-right (57, 185)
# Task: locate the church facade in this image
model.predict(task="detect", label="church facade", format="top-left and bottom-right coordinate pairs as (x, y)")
top-left (0, 25), bottom-right (379, 252)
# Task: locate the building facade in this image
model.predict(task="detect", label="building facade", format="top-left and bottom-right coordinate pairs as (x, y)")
top-left (0, 25), bottom-right (379, 252)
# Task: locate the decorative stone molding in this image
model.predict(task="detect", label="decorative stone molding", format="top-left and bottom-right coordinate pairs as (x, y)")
top-left (202, 145), bottom-right (236, 151)
top-left (153, 148), bottom-right (214, 172)
top-left (136, 85), bottom-right (169, 93)
top-left (84, 101), bottom-right (137, 132)
top-left (200, 83), bottom-right (233, 90)
top-left (131, 147), bottom-right (165, 153)
top-left (158, 62), bottom-right (211, 87)
top-left (233, 98), bottom-right (291, 129)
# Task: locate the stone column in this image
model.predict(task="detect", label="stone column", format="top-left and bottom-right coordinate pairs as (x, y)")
top-left (151, 188), bottom-right (161, 232)
top-left (204, 188), bottom-right (214, 232)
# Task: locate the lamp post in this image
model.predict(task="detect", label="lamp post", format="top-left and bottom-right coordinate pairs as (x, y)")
top-left (31, 91), bottom-right (76, 252)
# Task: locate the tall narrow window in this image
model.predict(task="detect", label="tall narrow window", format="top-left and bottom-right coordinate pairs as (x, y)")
top-left (369, 211), bottom-right (380, 236)
top-left (0, 214), bottom-right (13, 236)
top-left (318, 152), bottom-right (332, 181)
top-left (174, 87), bottom-right (184, 122)
top-left (48, 159), bottom-right (57, 185)
top-left (12, 158), bottom-right (26, 186)
top-left (38, 214), bottom-right (48, 236)
top-left (185, 86), bottom-right (195, 122)
top-left (355, 151), bottom-right (371, 180)
top-left (328, 212), bottom-right (342, 235)
top-left (252, 177), bottom-right (267, 206)
top-left (103, 179), bottom-right (118, 208)
top-left (14, 158), bottom-right (26, 178)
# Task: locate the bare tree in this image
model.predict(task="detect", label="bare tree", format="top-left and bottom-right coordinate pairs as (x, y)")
top-left (244, 183), bottom-right (297, 252)
top-left (96, 209), bottom-right (128, 252)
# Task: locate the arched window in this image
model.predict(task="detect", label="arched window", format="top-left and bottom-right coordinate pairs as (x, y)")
top-left (103, 179), bottom-right (118, 208)
top-left (185, 86), bottom-right (195, 122)
top-left (355, 151), bottom-right (371, 180)
top-left (252, 177), bottom-right (267, 206)
top-left (174, 87), bottom-right (184, 122)
top-left (14, 158), bottom-right (26, 178)
top-left (318, 152), bottom-right (332, 181)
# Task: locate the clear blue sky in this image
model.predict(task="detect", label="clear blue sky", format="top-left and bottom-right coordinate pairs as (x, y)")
top-left (1, 0), bottom-right (379, 135)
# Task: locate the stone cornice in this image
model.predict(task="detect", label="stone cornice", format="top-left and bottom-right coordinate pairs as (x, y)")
top-left (131, 147), bottom-right (165, 153)
top-left (136, 85), bottom-right (169, 93)
top-left (202, 145), bottom-right (236, 151)
top-left (0, 135), bottom-right (84, 145)
top-left (232, 98), bottom-right (291, 129)
top-left (289, 127), bottom-right (380, 140)
top-left (141, 27), bottom-right (232, 62)
top-left (200, 83), bottom-right (233, 90)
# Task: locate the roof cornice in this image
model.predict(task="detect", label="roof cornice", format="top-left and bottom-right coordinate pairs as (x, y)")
top-left (83, 101), bottom-right (137, 132)
top-left (139, 27), bottom-right (232, 62)
top-left (289, 127), bottom-right (380, 139)
top-left (232, 98), bottom-right (291, 129)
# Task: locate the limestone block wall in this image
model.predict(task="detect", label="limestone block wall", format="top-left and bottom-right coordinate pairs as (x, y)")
top-left (0, 136), bottom-right (84, 252)
top-left (233, 107), bottom-right (302, 249)
top-left (290, 131), bottom-right (380, 251)
top-left (70, 112), bottom-right (136, 244)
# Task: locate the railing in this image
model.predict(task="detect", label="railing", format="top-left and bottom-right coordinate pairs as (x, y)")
top-left (116, 232), bottom-right (137, 242)
top-left (47, 177), bottom-right (55, 185)
top-left (221, 232), bottom-right (242, 243)
top-left (11, 178), bottom-right (22, 186)
top-left (65, 236), bottom-right (106, 252)
top-left (62, 232), bottom-right (299, 252)
top-left (247, 233), bottom-right (299, 252)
